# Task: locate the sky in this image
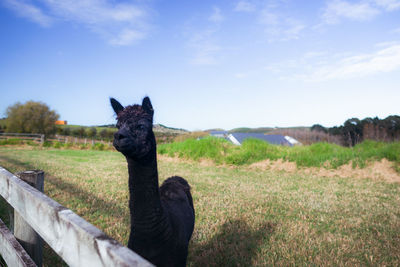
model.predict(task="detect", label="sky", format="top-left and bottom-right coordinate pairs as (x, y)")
top-left (0, 0), bottom-right (399, 131)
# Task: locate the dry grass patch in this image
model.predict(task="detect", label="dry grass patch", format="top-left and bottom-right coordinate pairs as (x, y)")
top-left (250, 158), bottom-right (400, 183)
top-left (0, 147), bottom-right (399, 266)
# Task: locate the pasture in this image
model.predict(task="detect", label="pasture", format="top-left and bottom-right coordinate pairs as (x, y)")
top-left (0, 146), bottom-right (399, 266)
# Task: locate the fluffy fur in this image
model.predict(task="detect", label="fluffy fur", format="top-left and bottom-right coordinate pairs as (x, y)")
top-left (111, 97), bottom-right (195, 267)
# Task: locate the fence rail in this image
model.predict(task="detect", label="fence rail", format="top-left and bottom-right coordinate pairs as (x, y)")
top-left (0, 133), bottom-right (113, 146)
top-left (0, 218), bottom-right (36, 267)
top-left (0, 166), bottom-right (152, 267)
top-left (0, 133), bottom-right (44, 144)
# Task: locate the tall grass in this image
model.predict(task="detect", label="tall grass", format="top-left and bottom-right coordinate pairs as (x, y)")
top-left (158, 136), bottom-right (229, 164)
top-left (158, 138), bottom-right (400, 169)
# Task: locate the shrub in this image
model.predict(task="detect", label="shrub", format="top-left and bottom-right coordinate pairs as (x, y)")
top-left (80, 144), bottom-right (89, 150)
top-left (0, 138), bottom-right (24, 145)
top-left (64, 142), bottom-right (73, 148)
top-left (92, 143), bottom-right (105, 151)
top-left (53, 141), bottom-right (62, 148)
top-left (26, 140), bottom-right (38, 146)
top-left (42, 141), bottom-right (52, 147)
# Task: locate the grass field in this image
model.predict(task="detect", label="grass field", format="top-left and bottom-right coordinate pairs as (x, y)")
top-left (0, 147), bottom-right (399, 266)
top-left (159, 138), bottom-right (400, 171)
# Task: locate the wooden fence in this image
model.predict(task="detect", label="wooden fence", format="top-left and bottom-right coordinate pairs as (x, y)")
top-left (0, 167), bottom-right (152, 267)
top-left (50, 135), bottom-right (112, 146)
top-left (0, 133), bottom-right (44, 144)
top-left (0, 133), bottom-right (113, 147)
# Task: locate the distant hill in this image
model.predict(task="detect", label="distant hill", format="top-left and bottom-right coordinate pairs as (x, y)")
top-left (57, 123), bottom-right (187, 134)
top-left (229, 126), bottom-right (310, 134)
top-left (229, 127), bottom-right (275, 133)
top-left (153, 124), bottom-right (188, 134)
top-left (94, 123), bottom-right (187, 134)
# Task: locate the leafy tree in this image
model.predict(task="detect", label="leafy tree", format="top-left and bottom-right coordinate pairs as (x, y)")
top-left (5, 101), bottom-right (59, 135)
top-left (343, 118), bottom-right (363, 146)
top-left (99, 129), bottom-right (108, 139)
top-left (383, 115), bottom-right (400, 140)
top-left (63, 127), bottom-right (71, 136)
top-left (106, 129), bottom-right (116, 140)
top-left (72, 127), bottom-right (86, 137)
top-left (328, 126), bottom-right (342, 136)
top-left (87, 127), bottom-right (97, 138)
top-left (311, 124), bottom-right (327, 133)
top-left (0, 118), bottom-right (6, 133)
top-left (56, 126), bottom-right (64, 135)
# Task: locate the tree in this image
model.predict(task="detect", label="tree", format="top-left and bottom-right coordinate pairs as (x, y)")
top-left (343, 118), bottom-right (363, 146)
top-left (5, 101), bottom-right (59, 135)
top-left (56, 126), bottom-right (64, 135)
top-left (99, 129), bottom-right (108, 139)
top-left (63, 127), bottom-right (71, 136)
top-left (0, 118), bottom-right (6, 133)
top-left (382, 115), bottom-right (400, 140)
top-left (106, 129), bottom-right (116, 140)
top-left (72, 127), bottom-right (86, 137)
top-left (311, 124), bottom-right (327, 133)
top-left (87, 127), bottom-right (97, 138)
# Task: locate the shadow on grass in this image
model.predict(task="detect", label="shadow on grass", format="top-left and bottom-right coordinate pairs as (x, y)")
top-left (189, 219), bottom-right (276, 267)
top-left (0, 155), bottom-right (129, 224)
top-left (0, 155), bottom-right (129, 267)
top-left (1, 154), bottom-right (276, 266)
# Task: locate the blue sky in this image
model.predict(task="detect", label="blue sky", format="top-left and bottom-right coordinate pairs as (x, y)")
top-left (0, 0), bottom-right (399, 131)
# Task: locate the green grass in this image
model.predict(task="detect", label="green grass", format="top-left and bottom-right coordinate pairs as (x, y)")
top-left (0, 147), bottom-right (399, 266)
top-left (158, 136), bottom-right (230, 164)
top-left (0, 138), bottom-right (25, 145)
top-left (159, 138), bottom-right (400, 170)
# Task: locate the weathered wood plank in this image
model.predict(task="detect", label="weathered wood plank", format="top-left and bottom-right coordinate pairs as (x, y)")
top-left (14, 171), bottom-right (44, 267)
top-left (0, 167), bottom-right (153, 267)
top-left (0, 218), bottom-right (36, 267)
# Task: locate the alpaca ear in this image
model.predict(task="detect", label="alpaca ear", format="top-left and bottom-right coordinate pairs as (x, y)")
top-left (110, 98), bottom-right (124, 115)
top-left (142, 97), bottom-right (154, 116)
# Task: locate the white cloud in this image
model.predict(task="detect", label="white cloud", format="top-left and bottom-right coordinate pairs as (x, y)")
top-left (109, 29), bottom-right (145, 46)
top-left (259, 10), bottom-right (305, 41)
top-left (391, 27), bottom-right (400, 33)
top-left (209, 7), bottom-right (224, 23)
top-left (3, 0), bottom-right (150, 46)
top-left (187, 29), bottom-right (221, 65)
top-left (299, 44), bottom-right (400, 82)
top-left (282, 18), bottom-right (306, 40)
top-left (234, 1), bottom-right (256, 12)
top-left (374, 0), bottom-right (400, 11)
top-left (322, 0), bottom-right (380, 24)
top-left (258, 9), bottom-right (279, 25)
top-left (4, 0), bottom-right (52, 27)
top-left (190, 43), bottom-right (221, 65)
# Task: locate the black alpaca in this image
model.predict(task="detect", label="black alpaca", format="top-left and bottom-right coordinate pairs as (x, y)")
top-left (110, 97), bottom-right (195, 267)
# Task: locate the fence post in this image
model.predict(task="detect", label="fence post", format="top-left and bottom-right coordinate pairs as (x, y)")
top-left (40, 135), bottom-right (44, 144)
top-left (14, 170), bottom-right (44, 267)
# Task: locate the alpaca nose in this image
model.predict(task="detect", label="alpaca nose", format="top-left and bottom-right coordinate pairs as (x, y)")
top-left (114, 131), bottom-right (126, 140)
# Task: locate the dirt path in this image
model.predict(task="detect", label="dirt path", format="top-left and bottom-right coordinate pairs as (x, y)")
top-left (250, 158), bottom-right (400, 183)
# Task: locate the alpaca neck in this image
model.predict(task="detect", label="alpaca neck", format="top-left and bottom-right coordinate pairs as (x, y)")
top-left (126, 147), bottom-right (167, 237)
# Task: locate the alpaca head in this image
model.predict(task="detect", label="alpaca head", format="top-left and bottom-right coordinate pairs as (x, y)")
top-left (110, 97), bottom-right (155, 160)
